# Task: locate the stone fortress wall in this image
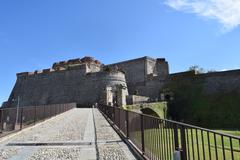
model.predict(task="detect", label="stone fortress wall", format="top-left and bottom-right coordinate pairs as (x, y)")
top-left (107, 56), bottom-right (169, 101)
top-left (169, 69), bottom-right (240, 95)
top-left (167, 69), bottom-right (240, 128)
top-left (4, 55), bottom-right (240, 112)
top-left (6, 57), bottom-right (128, 107)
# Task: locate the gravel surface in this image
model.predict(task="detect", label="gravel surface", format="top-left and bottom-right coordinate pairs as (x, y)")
top-left (0, 147), bottom-right (20, 160)
top-left (11, 109), bottom-right (89, 143)
top-left (27, 147), bottom-right (83, 160)
top-left (98, 144), bottom-right (128, 160)
top-left (0, 108), bottom-right (136, 160)
top-left (94, 109), bottom-right (136, 160)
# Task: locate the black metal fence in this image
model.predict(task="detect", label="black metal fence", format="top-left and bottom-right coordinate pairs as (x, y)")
top-left (98, 105), bottom-right (240, 160)
top-left (0, 103), bottom-right (76, 137)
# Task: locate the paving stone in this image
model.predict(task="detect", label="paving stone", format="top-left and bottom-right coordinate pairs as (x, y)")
top-left (0, 108), bottom-right (136, 160)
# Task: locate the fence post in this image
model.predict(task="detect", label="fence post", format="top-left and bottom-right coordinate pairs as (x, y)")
top-left (180, 125), bottom-right (187, 160)
top-left (111, 107), bottom-right (113, 120)
top-left (126, 110), bottom-right (129, 138)
top-left (0, 110), bottom-right (3, 133)
top-left (49, 106), bottom-right (51, 117)
top-left (34, 106), bottom-right (37, 125)
top-left (43, 105), bottom-right (46, 119)
top-left (52, 106), bottom-right (54, 117)
top-left (20, 108), bottom-right (23, 130)
top-left (174, 124), bottom-right (179, 150)
top-left (141, 114), bottom-right (145, 154)
top-left (114, 107), bottom-right (116, 123)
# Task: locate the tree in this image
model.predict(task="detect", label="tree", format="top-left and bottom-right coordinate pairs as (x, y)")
top-left (189, 65), bottom-right (205, 74)
top-left (207, 69), bottom-right (217, 73)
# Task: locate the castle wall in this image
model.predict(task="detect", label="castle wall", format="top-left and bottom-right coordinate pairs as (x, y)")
top-left (167, 69), bottom-right (240, 128)
top-left (108, 57), bottom-right (169, 99)
top-left (126, 95), bottom-right (150, 105)
top-left (145, 58), bottom-right (156, 76)
top-left (155, 59), bottom-right (169, 80)
top-left (169, 69), bottom-right (240, 94)
top-left (7, 56), bottom-right (169, 108)
top-left (8, 69), bottom-right (127, 107)
top-left (132, 78), bottom-right (165, 101)
top-left (198, 70), bottom-right (240, 94)
top-left (108, 57), bottom-right (147, 85)
top-left (5, 55), bottom-right (240, 128)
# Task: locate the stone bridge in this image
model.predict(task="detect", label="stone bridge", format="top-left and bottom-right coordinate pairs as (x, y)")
top-left (127, 102), bottom-right (167, 119)
top-left (0, 108), bottom-right (137, 160)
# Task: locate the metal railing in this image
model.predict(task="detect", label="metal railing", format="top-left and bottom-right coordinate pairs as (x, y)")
top-left (0, 103), bottom-right (76, 137)
top-left (98, 105), bottom-right (240, 160)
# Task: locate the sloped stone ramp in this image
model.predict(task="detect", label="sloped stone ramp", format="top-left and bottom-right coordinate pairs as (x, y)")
top-left (0, 108), bottom-right (136, 160)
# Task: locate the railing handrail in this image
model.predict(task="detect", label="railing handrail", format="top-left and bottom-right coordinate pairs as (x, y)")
top-left (138, 111), bottom-right (240, 140)
top-left (104, 105), bottom-right (240, 142)
top-left (0, 102), bottom-right (76, 111)
top-left (0, 103), bottom-right (76, 138)
top-left (99, 105), bottom-right (240, 160)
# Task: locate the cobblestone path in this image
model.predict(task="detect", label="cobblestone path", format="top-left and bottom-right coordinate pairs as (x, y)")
top-left (0, 108), bottom-right (136, 160)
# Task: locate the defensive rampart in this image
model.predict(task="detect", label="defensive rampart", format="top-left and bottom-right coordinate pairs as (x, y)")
top-left (167, 69), bottom-right (240, 128)
top-left (8, 69), bottom-right (127, 107)
top-left (107, 56), bottom-right (169, 100)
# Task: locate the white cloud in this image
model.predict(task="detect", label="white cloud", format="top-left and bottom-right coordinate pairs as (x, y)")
top-left (165, 0), bottom-right (240, 31)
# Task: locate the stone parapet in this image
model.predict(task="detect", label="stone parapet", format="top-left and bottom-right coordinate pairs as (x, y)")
top-left (52, 56), bottom-right (102, 70)
top-left (126, 95), bottom-right (150, 105)
top-left (16, 56), bottom-right (103, 78)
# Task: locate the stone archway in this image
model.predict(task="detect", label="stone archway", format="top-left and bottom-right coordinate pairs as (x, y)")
top-left (140, 108), bottom-right (161, 129)
top-left (140, 108), bottom-right (160, 118)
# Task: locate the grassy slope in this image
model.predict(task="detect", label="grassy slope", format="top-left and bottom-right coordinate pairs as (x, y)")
top-left (131, 129), bottom-right (240, 160)
top-left (216, 130), bottom-right (240, 137)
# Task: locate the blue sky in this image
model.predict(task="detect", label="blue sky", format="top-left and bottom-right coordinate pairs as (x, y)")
top-left (1, 0), bottom-right (240, 104)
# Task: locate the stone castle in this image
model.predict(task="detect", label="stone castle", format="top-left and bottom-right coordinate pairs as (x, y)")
top-left (4, 56), bottom-right (169, 108)
top-left (4, 56), bottom-right (240, 111)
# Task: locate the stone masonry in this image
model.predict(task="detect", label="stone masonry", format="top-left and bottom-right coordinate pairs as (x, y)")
top-left (4, 56), bottom-right (240, 109)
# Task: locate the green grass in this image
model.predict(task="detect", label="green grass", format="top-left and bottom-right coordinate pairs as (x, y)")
top-left (216, 130), bottom-right (240, 137)
top-left (131, 128), bottom-right (240, 160)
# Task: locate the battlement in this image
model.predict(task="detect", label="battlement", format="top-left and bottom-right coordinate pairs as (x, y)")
top-left (156, 58), bottom-right (167, 62)
top-left (16, 56), bottom-right (103, 78)
top-left (108, 56), bottom-right (156, 66)
top-left (16, 72), bottom-right (29, 77)
top-left (170, 71), bottom-right (196, 78)
top-left (196, 69), bottom-right (240, 78)
top-left (169, 69), bottom-right (240, 83)
top-left (170, 69), bottom-right (240, 79)
top-left (52, 56), bottom-right (102, 70)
